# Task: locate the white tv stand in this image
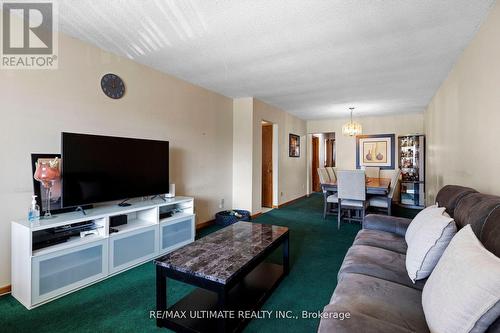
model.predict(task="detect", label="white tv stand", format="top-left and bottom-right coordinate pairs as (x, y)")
top-left (11, 196), bottom-right (195, 309)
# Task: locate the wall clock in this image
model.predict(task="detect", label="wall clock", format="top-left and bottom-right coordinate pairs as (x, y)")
top-left (101, 73), bottom-right (125, 99)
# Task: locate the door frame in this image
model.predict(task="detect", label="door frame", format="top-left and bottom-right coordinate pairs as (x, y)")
top-left (261, 122), bottom-right (273, 208)
top-left (311, 136), bottom-right (320, 192)
top-left (306, 132), bottom-right (336, 195)
top-left (260, 121), bottom-right (279, 209)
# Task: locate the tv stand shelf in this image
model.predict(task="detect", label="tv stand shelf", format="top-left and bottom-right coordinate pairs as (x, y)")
top-left (32, 234), bottom-right (106, 257)
top-left (111, 219), bottom-right (155, 234)
top-left (11, 196), bottom-right (195, 309)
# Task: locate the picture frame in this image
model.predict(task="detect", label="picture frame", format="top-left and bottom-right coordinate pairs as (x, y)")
top-left (356, 134), bottom-right (395, 169)
top-left (289, 133), bottom-right (300, 157)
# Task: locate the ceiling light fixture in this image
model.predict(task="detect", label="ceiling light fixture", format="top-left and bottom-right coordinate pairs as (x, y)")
top-left (342, 107), bottom-right (362, 137)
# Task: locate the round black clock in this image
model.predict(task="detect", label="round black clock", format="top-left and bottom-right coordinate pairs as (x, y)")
top-left (101, 73), bottom-right (125, 99)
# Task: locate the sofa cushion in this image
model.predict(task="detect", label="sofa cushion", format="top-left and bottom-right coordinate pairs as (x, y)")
top-left (318, 308), bottom-right (415, 333)
top-left (481, 206), bottom-right (500, 257)
top-left (338, 244), bottom-right (425, 290)
top-left (450, 192), bottom-right (500, 258)
top-left (318, 273), bottom-right (428, 333)
top-left (422, 225), bottom-right (500, 333)
top-left (362, 214), bottom-right (412, 237)
top-left (453, 192), bottom-right (500, 237)
top-left (435, 184), bottom-right (477, 217)
top-left (405, 212), bottom-right (456, 282)
top-left (488, 317), bottom-right (500, 332)
top-left (353, 229), bottom-right (407, 254)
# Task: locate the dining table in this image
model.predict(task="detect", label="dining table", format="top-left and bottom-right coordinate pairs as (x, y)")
top-left (321, 177), bottom-right (391, 195)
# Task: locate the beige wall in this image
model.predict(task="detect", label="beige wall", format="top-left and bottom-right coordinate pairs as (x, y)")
top-left (252, 99), bottom-right (307, 213)
top-left (425, 3), bottom-right (500, 203)
top-left (0, 34), bottom-right (233, 287)
top-left (307, 113), bottom-right (424, 193)
top-left (232, 98), bottom-right (307, 214)
top-left (232, 98), bottom-right (254, 211)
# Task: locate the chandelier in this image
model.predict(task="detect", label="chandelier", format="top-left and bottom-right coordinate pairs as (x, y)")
top-left (342, 107), bottom-right (362, 137)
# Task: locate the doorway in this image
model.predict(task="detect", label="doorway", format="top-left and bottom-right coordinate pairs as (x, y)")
top-left (311, 132), bottom-right (336, 192)
top-left (262, 122), bottom-right (273, 208)
top-left (312, 136), bottom-right (320, 192)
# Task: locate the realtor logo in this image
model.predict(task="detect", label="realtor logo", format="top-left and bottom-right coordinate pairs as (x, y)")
top-left (1, 1), bottom-right (58, 69)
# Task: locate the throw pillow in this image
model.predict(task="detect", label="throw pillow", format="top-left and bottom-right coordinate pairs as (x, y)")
top-left (405, 204), bottom-right (445, 244)
top-left (405, 212), bottom-right (456, 282)
top-left (422, 225), bottom-right (500, 333)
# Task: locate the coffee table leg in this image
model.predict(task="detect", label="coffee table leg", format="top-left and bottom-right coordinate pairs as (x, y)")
top-left (217, 289), bottom-right (227, 333)
top-left (283, 234), bottom-right (290, 275)
top-left (156, 266), bottom-right (167, 327)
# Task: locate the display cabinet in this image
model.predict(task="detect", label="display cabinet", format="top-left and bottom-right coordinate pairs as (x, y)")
top-left (398, 135), bottom-right (425, 208)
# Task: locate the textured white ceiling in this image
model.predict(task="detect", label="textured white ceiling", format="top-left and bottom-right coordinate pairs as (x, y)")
top-left (56, 0), bottom-right (495, 119)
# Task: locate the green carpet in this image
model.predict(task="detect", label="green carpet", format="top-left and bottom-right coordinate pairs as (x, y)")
top-left (1, 194), bottom-right (416, 333)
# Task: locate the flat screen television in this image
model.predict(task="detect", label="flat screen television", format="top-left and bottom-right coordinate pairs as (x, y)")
top-left (61, 132), bottom-right (169, 207)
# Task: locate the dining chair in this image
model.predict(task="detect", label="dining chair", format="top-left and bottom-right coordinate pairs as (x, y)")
top-left (368, 169), bottom-right (401, 216)
top-left (317, 168), bottom-right (330, 184)
top-left (326, 167), bottom-right (336, 182)
top-left (337, 170), bottom-right (367, 229)
top-left (361, 166), bottom-right (380, 178)
top-left (317, 168), bottom-right (338, 218)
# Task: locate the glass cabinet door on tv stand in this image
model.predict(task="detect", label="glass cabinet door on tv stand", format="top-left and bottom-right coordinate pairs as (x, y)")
top-left (398, 135), bottom-right (425, 208)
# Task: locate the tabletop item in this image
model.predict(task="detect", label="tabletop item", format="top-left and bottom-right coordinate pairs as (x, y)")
top-left (28, 195), bottom-right (40, 222)
top-left (33, 157), bottom-right (61, 218)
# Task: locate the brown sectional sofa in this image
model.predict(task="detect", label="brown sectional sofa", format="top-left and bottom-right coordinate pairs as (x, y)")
top-left (318, 185), bottom-right (500, 332)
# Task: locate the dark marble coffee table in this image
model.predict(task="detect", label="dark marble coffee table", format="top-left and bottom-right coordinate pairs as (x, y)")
top-left (155, 221), bottom-right (290, 333)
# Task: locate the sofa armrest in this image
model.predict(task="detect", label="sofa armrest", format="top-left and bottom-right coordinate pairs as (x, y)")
top-left (363, 214), bottom-right (412, 237)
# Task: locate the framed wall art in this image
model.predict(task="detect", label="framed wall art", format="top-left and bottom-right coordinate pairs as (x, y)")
top-left (356, 134), bottom-right (395, 169)
top-left (289, 134), bottom-right (300, 157)
top-left (288, 133), bottom-right (300, 157)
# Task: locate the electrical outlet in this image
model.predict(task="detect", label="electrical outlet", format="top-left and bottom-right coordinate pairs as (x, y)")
top-left (219, 198), bottom-right (225, 209)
